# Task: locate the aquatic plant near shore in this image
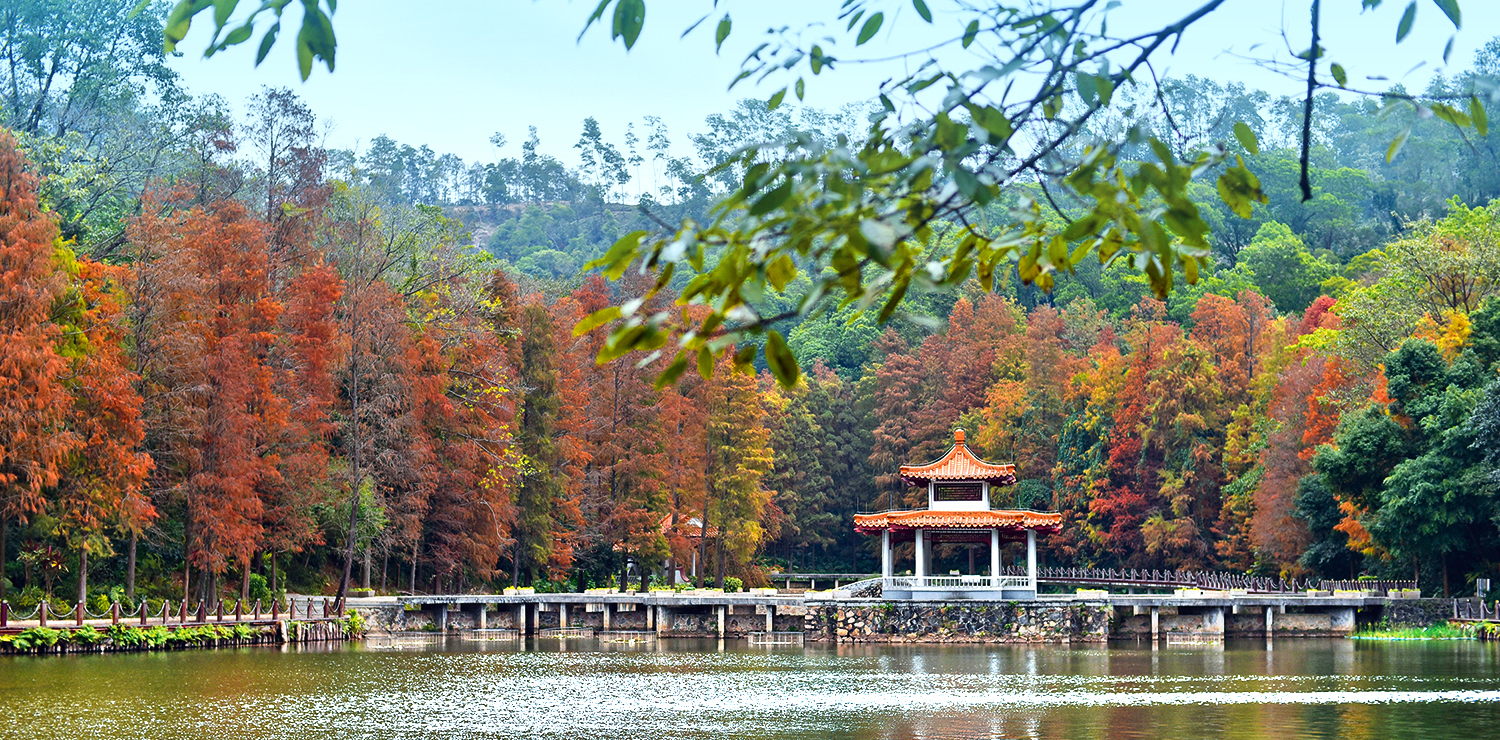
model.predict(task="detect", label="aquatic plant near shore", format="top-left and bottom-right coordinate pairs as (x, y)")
top-left (1351, 623), bottom-right (1469, 640)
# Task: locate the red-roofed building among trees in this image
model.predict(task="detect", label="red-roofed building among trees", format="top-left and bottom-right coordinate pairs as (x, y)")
top-left (854, 429), bottom-right (1060, 599)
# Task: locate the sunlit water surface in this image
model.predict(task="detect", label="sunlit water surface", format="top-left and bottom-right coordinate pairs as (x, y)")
top-left (4, 637), bottom-right (1500, 739)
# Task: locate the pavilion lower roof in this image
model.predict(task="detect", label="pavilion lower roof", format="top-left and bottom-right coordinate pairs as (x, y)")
top-left (853, 509), bottom-right (1062, 535)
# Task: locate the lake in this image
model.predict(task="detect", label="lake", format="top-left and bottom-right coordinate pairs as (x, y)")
top-left (3, 637), bottom-right (1499, 739)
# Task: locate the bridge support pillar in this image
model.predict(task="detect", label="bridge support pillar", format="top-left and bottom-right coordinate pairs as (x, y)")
top-left (656, 606), bottom-right (669, 636)
top-left (765, 605), bottom-right (775, 632)
top-left (476, 604), bottom-right (487, 630)
top-left (1206, 607), bottom-right (1225, 637)
top-left (717, 605), bottom-right (726, 638)
top-left (1327, 606), bottom-right (1356, 635)
top-left (1265, 606), bottom-right (1273, 637)
top-left (437, 603), bottom-right (448, 633)
top-left (515, 604), bottom-right (526, 634)
top-left (602, 603), bottom-right (611, 631)
top-left (1150, 606), bottom-right (1159, 641)
top-left (559, 603), bottom-right (568, 629)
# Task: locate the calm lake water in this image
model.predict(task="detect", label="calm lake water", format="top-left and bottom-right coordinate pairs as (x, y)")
top-left (3, 637), bottom-right (1499, 739)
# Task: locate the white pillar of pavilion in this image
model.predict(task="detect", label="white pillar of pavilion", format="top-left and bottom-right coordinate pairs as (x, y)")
top-left (914, 529), bottom-right (927, 578)
top-left (1027, 529), bottom-right (1037, 591)
top-left (881, 530), bottom-right (893, 579)
top-left (990, 528), bottom-right (1001, 586)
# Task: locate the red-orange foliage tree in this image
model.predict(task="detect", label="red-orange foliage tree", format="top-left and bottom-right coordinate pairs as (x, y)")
top-left (54, 258), bottom-right (154, 602)
top-left (0, 133), bottom-right (78, 596)
top-left (560, 275), bottom-right (668, 590)
top-left (418, 276), bottom-right (518, 591)
top-left (255, 261), bottom-right (342, 599)
top-left (657, 375), bottom-right (707, 584)
top-left (131, 194), bottom-right (288, 602)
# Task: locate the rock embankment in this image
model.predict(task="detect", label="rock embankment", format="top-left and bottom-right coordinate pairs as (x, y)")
top-left (806, 602), bottom-right (1111, 643)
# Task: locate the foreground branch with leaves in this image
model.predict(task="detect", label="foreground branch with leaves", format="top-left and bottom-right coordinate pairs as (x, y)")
top-left (161, 0), bottom-right (1489, 387)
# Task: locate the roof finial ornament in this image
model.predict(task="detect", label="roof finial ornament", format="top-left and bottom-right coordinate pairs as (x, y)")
top-left (954, 428), bottom-right (966, 445)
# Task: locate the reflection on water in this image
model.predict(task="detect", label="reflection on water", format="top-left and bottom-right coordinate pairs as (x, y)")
top-left (4, 637), bottom-right (1499, 739)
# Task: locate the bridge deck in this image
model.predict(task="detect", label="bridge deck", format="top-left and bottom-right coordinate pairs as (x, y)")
top-left (389, 592), bottom-right (1386, 609)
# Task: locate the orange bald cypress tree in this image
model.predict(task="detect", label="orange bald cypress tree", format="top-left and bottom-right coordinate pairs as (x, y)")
top-left (657, 378), bottom-right (706, 584)
top-left (131, 194), bottom-right (287, 602)
top-left (54, 258), bottom-right (154, 603)
top-left (257, 261), bottom-right (343, 600)
top-left (562, 275), bottom-right (668, 590)
top-left (0, 133), bottom-right (78, 596)
top-left (419, 276), bottom-right (517, 591)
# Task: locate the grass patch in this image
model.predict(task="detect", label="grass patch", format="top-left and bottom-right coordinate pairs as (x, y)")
top-left (1352, 623), bottom-right (1470, 640)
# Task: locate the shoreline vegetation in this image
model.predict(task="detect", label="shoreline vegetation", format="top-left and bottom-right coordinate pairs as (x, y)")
top-left (1352, 624), bottom-right (1470, 640)
top-left (4, 2), bottom-right (1500, 633)
top-left (12, 610), bottom-right (1500, 656)
top-left (0, 613), bottom-right (364, 655)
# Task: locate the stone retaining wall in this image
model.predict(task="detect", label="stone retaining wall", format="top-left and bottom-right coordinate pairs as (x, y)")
top-left (1383, 598), bottom-right (1466, 627)
top-left (805, 602), bottom-right (1111, 643)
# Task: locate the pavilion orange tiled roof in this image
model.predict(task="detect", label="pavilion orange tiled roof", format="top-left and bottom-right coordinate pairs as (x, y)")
top-left (659, 513), bottom-right (716, 538)
top-left (899, 429), bottom-right (1017, 485)
top-left (853, 509), bottom-right (1063, 534)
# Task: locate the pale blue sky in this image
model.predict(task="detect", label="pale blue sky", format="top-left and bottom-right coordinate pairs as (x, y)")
top-left (167, 1), bottom-right (1500, 166)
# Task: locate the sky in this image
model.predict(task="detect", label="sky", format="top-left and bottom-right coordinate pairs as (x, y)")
top-left (166, 0), bottom-right (1500, 167)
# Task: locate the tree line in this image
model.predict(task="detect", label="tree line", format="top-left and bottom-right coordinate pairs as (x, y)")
top-left (3, 1), bottom-right (1500, 608)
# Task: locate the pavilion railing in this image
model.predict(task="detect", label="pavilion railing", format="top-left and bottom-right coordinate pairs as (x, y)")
top-left (885, 575), bottom-right (1032, 591)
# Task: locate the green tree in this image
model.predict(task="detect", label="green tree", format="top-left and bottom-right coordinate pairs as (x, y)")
top-left (1234, 222), bottom-right (1332, 315)
top-left (1333, 200), bottom-right (1500, 369)
top-left (1317, 340), bottom-right (1496, 593)
top-left (698, 360), bottom-right (773, 588)
top-left (1312, 406), bottom-right (1408, 512)
top-left (512, 303), bottom-right (570, 586)
top-left (1293, 473), bottom-right (1358, 578)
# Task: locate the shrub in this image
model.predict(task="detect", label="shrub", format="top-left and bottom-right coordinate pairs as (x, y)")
top-left (13, 585), bottom-right (46, 609)
top-left (68, 624), bottom-right (106, 646)
top-left (247, 573), bottom-right (272, 603)
top-left (6, 627), bottom-right (63, 651)
top-left (342, 611), bottom-right (367, 637)
top-left (724, 577), bottom-right (744, 593)
top-left (86, 593), bottom-right (111, 615)
top-left (140, 626), bottom-right (171, 648)
top-left (106, 585), bottom-right (134, 611)
top-left (108, 624), bottom-right (144, 648)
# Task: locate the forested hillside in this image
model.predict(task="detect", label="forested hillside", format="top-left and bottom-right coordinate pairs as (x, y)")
top-left (2, 0), bottom-right (1499, 614)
